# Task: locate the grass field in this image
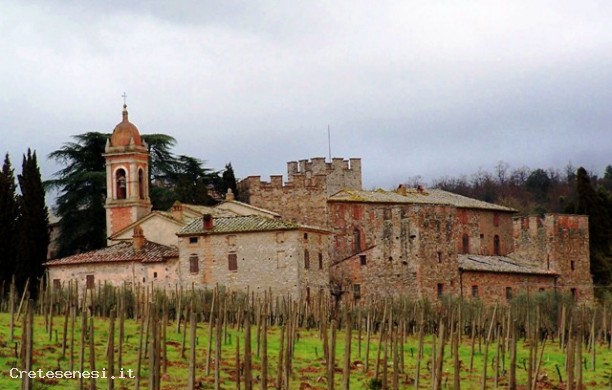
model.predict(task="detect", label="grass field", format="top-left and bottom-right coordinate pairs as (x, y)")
top-left (1, 312), bottom-right (612, 389)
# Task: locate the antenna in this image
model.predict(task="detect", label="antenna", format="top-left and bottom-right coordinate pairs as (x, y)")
top-left (327, 125), bottom-right (332, 161)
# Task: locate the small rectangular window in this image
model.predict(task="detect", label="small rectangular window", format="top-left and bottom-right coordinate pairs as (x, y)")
top-left (86, 275), bottom-right (95, 289)
top-left (228, 253), bottom-right (238, 271)
top-left (437, 251), bottom-right (442, 263)
top-left (303, 232), bottom-right (308, 241)
top-left (570, 260), bottom-right (575, 271)
top-left (353, 284), bottom-right (361, 300)
top-left (571, 288), bottom-right (577, 301)
top-left (189, 237), bottom-right (198, 244)
top-left (437, 283), bottom-right (444, 298)
top-left (227, 235), bottom-right (236, 246)
top-left (189, 255), bottom-right (199, 274)
top-left (472, 285), bottom-right (478, 298)
top-left (506, 287), bottom-right (512, 301)
top-left (318, 253), bottom-right (323, 270)
top-left (53, 279), bottom-right (61, 290)
top-left (359, 255), bottom-right (367, 266)
top-left (153, 272), bottom-right (158, 279)
top-left (304, 249), bottom-right (310, 269)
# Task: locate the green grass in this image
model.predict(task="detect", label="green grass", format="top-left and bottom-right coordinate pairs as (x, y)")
top-left (0, 313), bottom-right (611, 389)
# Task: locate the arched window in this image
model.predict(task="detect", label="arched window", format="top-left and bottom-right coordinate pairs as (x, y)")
top-left (353, 228), bottom-right (362, 252)
top-left (138, 168), bottom-right (145, 199)
top-left (462, 233), bottom-right (470, 254)
top-left (493, 235), bottom-right (500, 255)
top-left (115, 168), bottom-right (127, 199)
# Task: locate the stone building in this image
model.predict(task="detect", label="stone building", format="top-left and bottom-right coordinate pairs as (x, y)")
top-left (238, 158), bottom-right (595, 303)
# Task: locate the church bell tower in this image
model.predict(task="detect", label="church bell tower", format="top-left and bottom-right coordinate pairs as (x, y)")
top-left (103, 104), bottom-right (152, 239)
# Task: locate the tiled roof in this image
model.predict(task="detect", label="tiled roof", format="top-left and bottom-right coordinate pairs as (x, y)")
top-left (44, 241), bottom-right (178, 266)
top-left (182, 204), bottom-right (237, 217)
top-left (329, 189), bottom-right (516, 212)
top-left (458, 254), bottom-right (557, 275)
top-left (179, 215), bottom-right (301, 235)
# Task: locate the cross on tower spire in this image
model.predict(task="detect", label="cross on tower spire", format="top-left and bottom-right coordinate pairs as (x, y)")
top-left (122, 92), bottom-right (128, 106)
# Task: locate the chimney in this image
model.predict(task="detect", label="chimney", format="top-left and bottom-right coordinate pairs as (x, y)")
top-left (225, 188), bottom-right (235, 201)
top-left (417, 184), bottom-right (424, 194)
top-left (397, 184), bottom-right (407, 196)
top-left (171, 201), bottom-right (184, 221)
top-left (133, 226), bottom-right (145, 251)
top-left (203, 214), bottom-right (214, 230)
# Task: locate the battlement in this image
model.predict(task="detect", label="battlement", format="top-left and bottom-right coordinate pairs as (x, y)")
top-left (287, 157), bottom-right (361, 180)
top-left (239, 173), bottom-right (329, 191)
top-left (513, 214), bottom-right (589, 236)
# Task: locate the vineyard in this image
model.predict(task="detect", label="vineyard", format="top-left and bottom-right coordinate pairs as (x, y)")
top-left (2, 280), bottom-right (612, 389)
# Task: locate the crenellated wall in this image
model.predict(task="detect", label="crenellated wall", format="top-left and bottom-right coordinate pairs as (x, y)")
top-left (238, 157), bottom-right (361, 227)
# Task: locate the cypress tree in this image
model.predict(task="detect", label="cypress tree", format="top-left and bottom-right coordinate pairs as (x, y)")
top-left (575, 167), bottom-right (612, 290)
top-left (15, 149), bottom-right (49, 290)
top-left (0, 154), bottom-right (19, 282)
top-left (222, 162), bottom-right (239, 197)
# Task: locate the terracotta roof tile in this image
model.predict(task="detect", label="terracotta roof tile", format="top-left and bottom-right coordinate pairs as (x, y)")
top-left (44, 241), bottom-right (178, 266)
top-left (179, 215), bottom-right (300, 235)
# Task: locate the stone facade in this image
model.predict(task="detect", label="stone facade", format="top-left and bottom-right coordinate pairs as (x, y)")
top-left (176, 217), bottom-right (330, 300)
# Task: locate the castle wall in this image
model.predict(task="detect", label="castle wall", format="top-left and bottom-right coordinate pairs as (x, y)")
top-left (460, 271), bottom-right (558, 304)
top-left (329, 202), bottom-right (459, 301)
top-left (238, 157), bottom-right (361, 227)
top-left (512, 214), bottom-right (593, 301)
top-left (457, 209), bottom-right (514, 256)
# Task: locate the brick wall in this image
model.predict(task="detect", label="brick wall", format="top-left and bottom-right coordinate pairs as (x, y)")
top-left (460, 271), bottom-right (558, 304)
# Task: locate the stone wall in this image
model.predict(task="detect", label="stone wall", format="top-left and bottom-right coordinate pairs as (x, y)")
top-left (329, 202), bottom-right (460, 301)
top-left (47, 258), bottom-right (179, 291)
top-left (512, 214), bottom-right (594, 301)
top-left (237, 157), bottom-right (361, 227)
top-left (177, 229), bottom-right (329, 300)
top-left (457, 209), bottom-right (514, 256)
top-left (460, 271), bottom-right (558, 304)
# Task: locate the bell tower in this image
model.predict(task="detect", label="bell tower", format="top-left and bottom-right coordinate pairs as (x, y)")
top-left (103, 104), bottom-right (152, 239)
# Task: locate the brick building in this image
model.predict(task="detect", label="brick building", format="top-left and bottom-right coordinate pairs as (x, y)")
top-left (239, 158), bottom-right (595, 303)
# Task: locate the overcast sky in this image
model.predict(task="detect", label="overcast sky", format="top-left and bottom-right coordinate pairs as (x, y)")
top-left (1, 1), bottom-right (611, 204)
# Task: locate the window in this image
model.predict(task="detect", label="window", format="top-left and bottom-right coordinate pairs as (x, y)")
top-left (571, 288), bottom-right (577, 301)
top-left (306, 287), bottom-right (311, 303)
top-left (189, 237), bottom-right (198, 245)
top-left (228, 253), bottom-right (238, 271)
top-left (115, 168), bottom-right (127, 199)
top-left (153, 272), bottom-right (158, 279)
top-left (353, 284), bottom-right (361, 300)
top-left (303, 232), bottom-right (308, 241)
top-left (570, 260), bottom-right (575, 271)
top-left (493, 235), bottom-right (500, 256)
top-left (53, 279), bottom-right (61, 290)
top-left (318, 253), bottom-right (323, 270)
top-left (138, 168), bottom-right (145, 199)
top-left (437, 251), bottom-right (442, 263)
top-left (353, 228), bottom-right (362, 252)
top-left (388, 256), bottom-right (393, 262)
top-left (189, 255), bottom-right (199, 274)
top-left (304, 250), bottom-right (310, 269)
top-left (462, 234), bottom-right (470, 254)
top-left (472, 285), bottom-right (479, 298)
top-left (493, 212), bottom-right (499, 227)
top-left (437, 283), bottom-right (444, 298)
top-left (86, 275), bottom-right (95, 289)
top-left (506, 287), bottom-right (512, 301)
top-left (359, 255), bottom-right (367, 266)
